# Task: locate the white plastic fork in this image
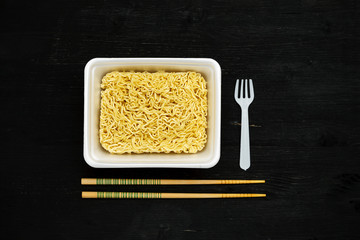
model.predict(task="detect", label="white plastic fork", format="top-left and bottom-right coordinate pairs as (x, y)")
top-left (234, 79), bottom-right (254, 170)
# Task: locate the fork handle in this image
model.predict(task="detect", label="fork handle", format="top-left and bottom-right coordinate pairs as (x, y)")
top-left (240, 107), bottom-right (251, 170)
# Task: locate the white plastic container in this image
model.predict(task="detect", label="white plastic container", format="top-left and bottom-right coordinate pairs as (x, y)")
top-left (84, 58), bottom-right (221, 168)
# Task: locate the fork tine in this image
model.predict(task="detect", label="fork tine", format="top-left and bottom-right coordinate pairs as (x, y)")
top-left (234, 79), bottom-right (239, 99)
top-left (244, 79), bottom-right (248, 98)
top-left (249, 79), bottom-right (254, 98)
top-left (240, 79), bottom-right (244, 98)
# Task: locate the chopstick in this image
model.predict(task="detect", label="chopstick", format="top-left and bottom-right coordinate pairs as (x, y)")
top-left (82, 192), bottom-right (266, 199)
top-left (81, 178), bottom-right (265, 185)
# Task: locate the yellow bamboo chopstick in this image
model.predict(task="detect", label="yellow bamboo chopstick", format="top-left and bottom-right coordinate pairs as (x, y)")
top-left (82, 192), bottom-right (266, 199)
top-left (81, 178), bottom-right (265, 185)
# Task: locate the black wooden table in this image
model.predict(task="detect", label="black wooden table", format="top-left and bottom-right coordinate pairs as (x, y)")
top-left (1, 0), bottom-right (359, 239)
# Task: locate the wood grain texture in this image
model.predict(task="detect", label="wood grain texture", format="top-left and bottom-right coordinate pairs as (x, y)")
top-left (0, 0), bottom-right (359, 239)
